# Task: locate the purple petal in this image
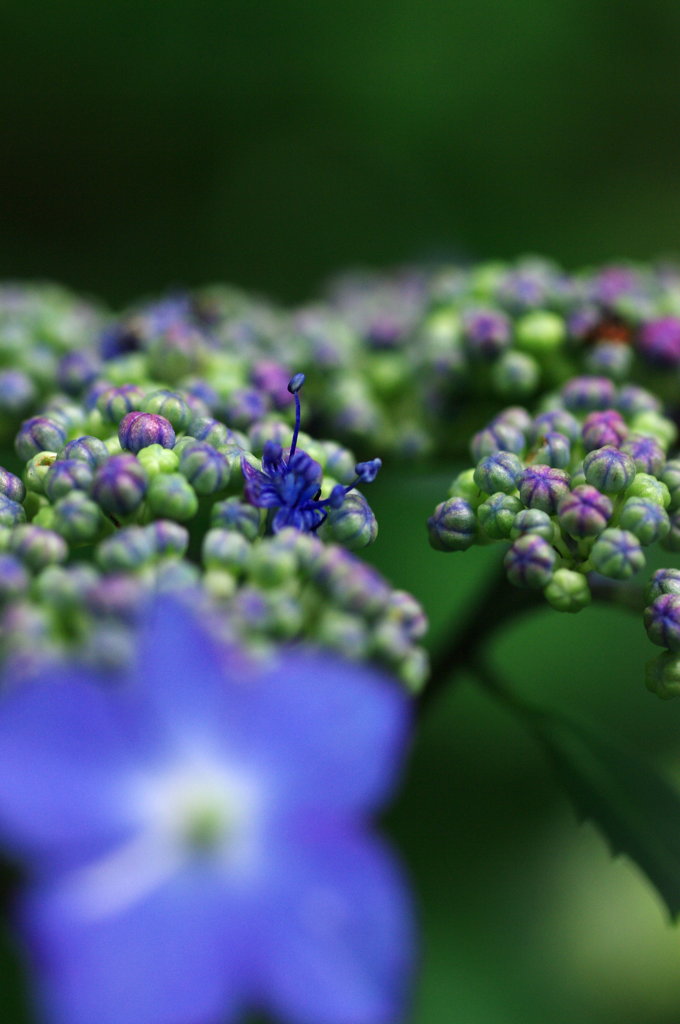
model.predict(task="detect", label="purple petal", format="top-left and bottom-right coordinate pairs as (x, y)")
top-left (0, 670), bottom-right (147, 867)
top-left (20, 865), bottom-right (243, 1024)
top-left (253, 829), bottom-right (414, 1024)
top-left (215, 650), bottom-right (412, 815)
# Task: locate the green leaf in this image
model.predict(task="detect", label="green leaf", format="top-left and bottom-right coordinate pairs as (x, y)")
top-left (533, 710), bottom-right (680, 920)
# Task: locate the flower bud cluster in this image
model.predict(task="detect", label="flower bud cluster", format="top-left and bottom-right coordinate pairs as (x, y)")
top-left (0, 335), bottom-right (422, 685)
top-left (428, 374), bottom-right (678, 614)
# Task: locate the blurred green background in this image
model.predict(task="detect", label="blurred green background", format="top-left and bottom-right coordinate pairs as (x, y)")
top-left (3, 1), bottom-right (680, 1022)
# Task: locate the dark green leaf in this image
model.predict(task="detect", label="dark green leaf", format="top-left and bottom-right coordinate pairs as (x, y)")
top-left (533, 710), bottom-right (680, 920)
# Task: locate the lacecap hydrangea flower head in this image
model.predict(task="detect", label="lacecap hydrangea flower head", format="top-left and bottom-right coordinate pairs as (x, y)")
top-left (0, 597), bottom-right (414, 1024)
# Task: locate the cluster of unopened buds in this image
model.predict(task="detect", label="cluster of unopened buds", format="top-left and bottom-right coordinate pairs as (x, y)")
top-left (428, 373), bottom-right (680, 675)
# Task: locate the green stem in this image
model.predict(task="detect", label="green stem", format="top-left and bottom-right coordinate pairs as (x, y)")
top-left (419, 557), bottom-right (646, 714)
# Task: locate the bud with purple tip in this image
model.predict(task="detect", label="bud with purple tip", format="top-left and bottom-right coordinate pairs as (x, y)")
top-left (474, 452), bottom-right (523, 494)
top-left (644, 594), bottom-right (680, 651)
top-left (427, 498), bottom-right (478, 551)
top-left (15, 416), bottom-right (66, 461)
top-left (590, 528), bottom-right (644, 579)
top-left (91, 454), bottom-right (148, 516)
top-left (119, 411), bottom-right (176, 454)
top-left (504, 534), bottom-right (557, 589)
top-left (557, 486), bottom-right (612, 538)
top-left (517, 465), bottom-right (570, 514)
top-left (583, 446), bottom-right (636, 494)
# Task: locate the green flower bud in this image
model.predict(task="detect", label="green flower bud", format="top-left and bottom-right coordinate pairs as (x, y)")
top-left (247, 543), bottom-right (298, 588)
top-left (509, 508), bottom-right (554, 541)
top-left (630, 411), bottom-right (677, 449)
top-left (619, 497), bottom-right (670, 546)
top-left (211, 497), bottom-right (263, 541)
top-left (146, 473), bottom-right (198, 522)
top-left (96, 526), bottom-right (156, 572)
top-left (202, 528), bottom-right (251, 572)
top-left (24, 451), bottom-right (58, 495)
top-left (477, 493), bottom-right (523, 540)
top-left (314, 609), bottom-right (370, 658)
top-left (645, 651), bottom-right (680, 699)
top-left (660, 460), bottom-right (680, 510)
top-left (515, 311), bottom-right (565, 355)
top-left (428, 498), bottom-right (478, 551)
top-left (53, 492), bottom-right (105, 544)
top-left (203, 569), bottom-right (238, 601)
top-left (447, 469), bottom-right (482, 506)
top-left (625, 472), bottom-right (671, 508)
top-left (141, 389), bottom-right (193, 432)
top-left (9, 524), bottom-right (68, 571)
top-left (590, 528), bottom-right (645, 579)
top-left (137, 444), bottom-right (180, 476)
top-left (396, 646), bottom-right (430, 694)
top-left (544, 568), bottom-right (591, 613)
top-left (490, 350), bottom-right (540, 398)
top-left (317, 492), bottom-right (378, 550)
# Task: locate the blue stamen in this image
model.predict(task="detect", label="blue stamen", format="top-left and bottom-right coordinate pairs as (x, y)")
top-left (287, 373), bottom-right (305, 458)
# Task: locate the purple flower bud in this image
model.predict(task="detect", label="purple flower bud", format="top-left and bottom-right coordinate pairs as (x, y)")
top-left (518, 464), bottom-right (570, 514)
top-left (581, 410), bottom-right (628, 451)
top-left (250, 361), bottom-right (293, 409)
top-left (91, 454), bottom-right (148, 516)
top-left (461, 308), bottom-right (511, 358)
top-left (647, 568), bottom-right (680, 603)
top-left (52, 492), bottom-right (104, 543)
top-left (584, 341), bottom-right (632, 380)
top-left (638, 317), bottom-right (680, 367)
top-left (211, 497), bottom-right (262, 541)
top-left (590, 528), bottom-right (645, 579)
top-left (583, 446), bottom-right (636, 493)
top-left (427, 498), bottom-right (478, 551)
top-left (510, 508), bottom-right (554, 540)
top-left (616, 385), bottom-right (661, 418)
top-left (354, 458), bottom-right (382, 484)
top-left (0, 370), bottom-right (36, 413)
top-left (222, 387), bottom-right (268, 428)
top-left (531, 431), bottom-right (571, 469)
top-left (619, 497), bottom-right (670, 545)
top-left (8, 524), bottom-right (68, 571)
top-left (119, 411), bottom-right (176, 454)
top-left (95, 384), bottom-right (145, 424)
top-left (85, 572), bottom-right (146, 620)
top-left (645, 594), bottom-right (680, 650)
top-left (178, 441), bottom-right (230, 495)
top-left (288, 372), bottom-right (306, 394)
top-left (145, 519), bottom-right (190, 559)
top-left (56, 350), bottom-right (101, 395)
top-left (43, 459), bottom-right (94, 502)
top-left (0, 494), bottom-right (26, 527)
top-left (504, 534), bottom-right (556, 589)
top-left (0, 467), bottom-right (25, 503)
top-left (557, 485), bottom-right (612, 538)
top-left (96, 525), bottom-right (156, 572)
top-left (567, 305), bottom-right (600, 339)
top-left (59, 435), bottom-right (110, 468)
top-left (492, 406), bottom-right (533, 434)
top-left (0, 554), bottom-right (29, 601)
top-left (561, 375), bottom-right (616, 413)
top-left (309, 547), bottom-right (392, 616)
top-left (470, 422), bottom-right (525, 460)
top-left (530, 409), bottom-right (581, 444)
top-left (15, 416), bottom-right (66, 461)
top-left (474, 452), bottom-right (523, 494)
top-left (619, 434), bottom-right (666, 475)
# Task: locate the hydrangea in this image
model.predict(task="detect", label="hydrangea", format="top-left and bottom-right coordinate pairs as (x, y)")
top-left (0, 598), bottom-right (414, 1024)
top-left (241, 374), bottom-right (381, 533)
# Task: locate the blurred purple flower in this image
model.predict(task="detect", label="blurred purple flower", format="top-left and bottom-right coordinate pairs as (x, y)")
top-left (0, 599), bottom-right (413, 1024)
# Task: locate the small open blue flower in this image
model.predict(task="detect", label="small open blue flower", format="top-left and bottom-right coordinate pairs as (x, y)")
top-left (241, 374), bottom-right (381, 533)
top-left (0, 597), bottom-right (413, 1024)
